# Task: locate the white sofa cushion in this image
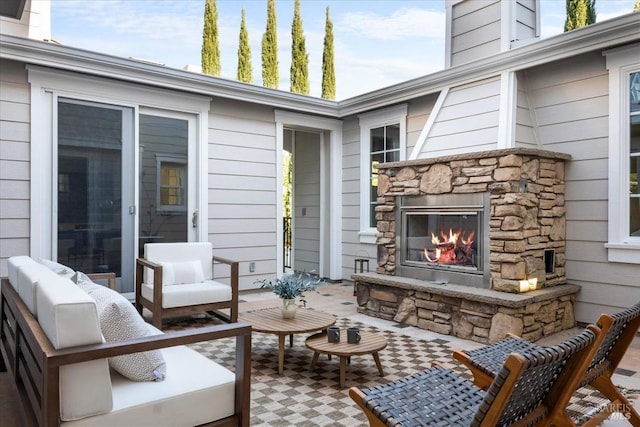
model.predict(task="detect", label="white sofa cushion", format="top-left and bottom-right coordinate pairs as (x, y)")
top-left (16, 261), bottom-right (56, 316)
top-left (7, 255), bottom-right (31, 291)
top-left (141, 280), bottom-right (232, 308)
top-left (61, 345), bottom-right (236, 426)
top-left (39, 258), bottom-right (76, 279)
top-left (158, 260), bottom-right (205, 285)
top-left (143, 242), bottom-right (214, 284)
top-left (36, 276), bottom-right (113, 421)
top-left (77, 279), bottom-right (167, 382)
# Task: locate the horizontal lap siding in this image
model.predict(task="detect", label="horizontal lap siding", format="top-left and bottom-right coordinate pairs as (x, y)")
top-left (0, 60), bottom-right (30, 277)
top-left (514, 0), bottom-right (537, 41)
top-left (516, 72), bottom-right (538, 147)
top-left (208, 98), bottom-right (276, 289)
top-left (340, 117), bottom-right (367, 280)
top-left (450, 0), bottom-right (501, 67)
top-left (421, 77), bottom-right (500, 157)
top-left (525, 51), bottom-right (635, 321)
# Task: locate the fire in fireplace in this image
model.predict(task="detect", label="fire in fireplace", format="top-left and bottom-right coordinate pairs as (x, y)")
top-left (397, 193), bottom-right (490, 288)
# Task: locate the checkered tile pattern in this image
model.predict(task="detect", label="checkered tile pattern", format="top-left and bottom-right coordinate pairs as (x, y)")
top-left (169, 316), bottom-right (638, 426)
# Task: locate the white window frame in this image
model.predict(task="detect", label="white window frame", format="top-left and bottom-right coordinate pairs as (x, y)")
top-left (358, 104), bottom-right (407, 244)
top-left (604, 43), bottom-right (640, 264)
top-left (156, 154), bottom-right (187, 212)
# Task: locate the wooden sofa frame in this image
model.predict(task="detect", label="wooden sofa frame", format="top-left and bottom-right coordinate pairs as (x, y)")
top-left (136, 255), bottom-right (239, 328)
top-left (0, 278), bottom-right (251, 427)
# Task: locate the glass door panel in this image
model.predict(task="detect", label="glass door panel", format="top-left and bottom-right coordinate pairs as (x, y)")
top-left (57, 99), bottom-right (134, 291)
top-left (138, 114), bottom-right (190, 256)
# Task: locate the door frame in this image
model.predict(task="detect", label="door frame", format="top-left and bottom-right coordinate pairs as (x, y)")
top-left (27, 66), bottom-right (211, 289)
top-left (274, 111), bottom-right (343, 280)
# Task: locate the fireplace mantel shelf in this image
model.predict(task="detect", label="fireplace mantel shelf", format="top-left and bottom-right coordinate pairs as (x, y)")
top-left (352, 272), bottom-right (580, 308)
top-left (375, 147), bottom-right (571, 170)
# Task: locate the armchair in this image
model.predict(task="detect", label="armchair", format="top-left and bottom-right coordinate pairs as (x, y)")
top-left (135, 242), bottom-right (239, 328)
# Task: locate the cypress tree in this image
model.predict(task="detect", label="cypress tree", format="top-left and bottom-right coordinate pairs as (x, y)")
top-left (201, 0), bottom-right (220, 76)
top-left (321, 6), bottom-right (335, 100)
top-left (564, 0), bottom-right (596, 32)
top-left (261, 0), bottom-right (279, 89)
top-left (290, 0), bottom-right (309, 95)
top-left (635, 1), bottom-right (640, 12)
top-left (237, 8), bottom-right (253, 83)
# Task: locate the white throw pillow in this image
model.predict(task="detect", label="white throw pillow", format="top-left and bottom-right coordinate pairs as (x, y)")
top-left (159, 260), bottom-right (205, 285)
top-left (77, 278), bottom-right (167, 382)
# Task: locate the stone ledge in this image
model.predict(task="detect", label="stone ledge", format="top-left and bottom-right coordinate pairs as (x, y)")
top-left (352, 272), bottom-right (580, 308)
top-left (375, 148), bottom-right (571, 170)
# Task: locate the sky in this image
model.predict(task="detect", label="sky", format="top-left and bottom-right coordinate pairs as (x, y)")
top-left (50, 0), bottom-right (636, 101)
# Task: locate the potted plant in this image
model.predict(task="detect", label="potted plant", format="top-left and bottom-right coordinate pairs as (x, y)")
top-left (256, 271), bottom-right (324, 319)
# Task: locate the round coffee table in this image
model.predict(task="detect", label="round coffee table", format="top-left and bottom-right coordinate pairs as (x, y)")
top-left (305, 330), bottom-right (388, 388)
top-left (239, 307), bottom-right (336, 374)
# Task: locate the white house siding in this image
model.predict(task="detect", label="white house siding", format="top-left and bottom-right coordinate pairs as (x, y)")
top-left (514, 0), bottom-right (537, 42)
top-left (0, 0), bottom-right (50, 41)
top-left (515, 71), bottom-right (538, 147)
top-left (419, 76), bottom-right (501, 158)
top-left (407, 94), bottom-right (438, 156)
top-left (0, 59), bottom-right (30, 277)
top-left (293, 131), bottom-right (321, 274)
top-left (450, 0), bottom-right (501, 67)
top-left (208, 98), bottom-right (277, 290)
top-left (524, 51), bottom-right (638, 322)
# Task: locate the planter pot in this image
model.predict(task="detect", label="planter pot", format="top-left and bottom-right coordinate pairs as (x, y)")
top-left (281, 298), bottom-right (297, 319)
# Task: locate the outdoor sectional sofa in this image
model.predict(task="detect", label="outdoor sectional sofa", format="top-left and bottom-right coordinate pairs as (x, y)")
top-left (0, 256), bottom-right (251, 426)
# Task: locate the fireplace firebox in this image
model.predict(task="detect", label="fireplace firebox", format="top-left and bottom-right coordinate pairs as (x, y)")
top-left (396, 193), bottom-right (490, 288)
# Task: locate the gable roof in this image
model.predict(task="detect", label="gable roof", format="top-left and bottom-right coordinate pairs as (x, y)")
top-left (1, 12), bottom-right (638, 118)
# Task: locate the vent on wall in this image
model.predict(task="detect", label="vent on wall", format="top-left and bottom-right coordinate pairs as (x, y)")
top-left (0, 0), bottom-right (26, 19)
top-left (544, 249), bottom-right (555, 274)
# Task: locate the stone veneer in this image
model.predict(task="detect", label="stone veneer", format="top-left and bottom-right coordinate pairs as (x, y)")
top-left (375, 148), bottom-right (571, 292)
top-left (353, 148), bottom-right (579, 343)
top-left (353, 272), bottom-right (580, 343)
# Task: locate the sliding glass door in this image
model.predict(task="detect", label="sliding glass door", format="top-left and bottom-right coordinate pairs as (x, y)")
top-left (57, 99), bottom-right (134, 289)
top-left (56, 101), bottom-right (197, 293)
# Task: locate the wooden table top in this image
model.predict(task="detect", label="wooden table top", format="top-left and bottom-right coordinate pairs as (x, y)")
top-left (239, 307), bottom-right (336, 335)
top-left (305, 331), bottom-right (388, 357)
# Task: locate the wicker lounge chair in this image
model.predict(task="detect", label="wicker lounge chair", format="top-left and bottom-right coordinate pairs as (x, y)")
top-left (453, 302), bottom-right (640, 426)
top-left (349, 326), bottom-right (601, 427)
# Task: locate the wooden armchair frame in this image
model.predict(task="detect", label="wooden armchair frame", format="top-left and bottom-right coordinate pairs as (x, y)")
top-left (453, 301), bottom-right (640, 426)
top-left (135, 255), bottom-right (239, 329)
top-left (349, 326), bottom-right (602, 427)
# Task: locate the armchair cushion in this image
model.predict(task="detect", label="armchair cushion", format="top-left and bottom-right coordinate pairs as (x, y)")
top-left (141, 280), bottom-right (232, 309)
top-left (77, 278), bottom-right (167, 382)
top-left (159, 260), bottom-right (205, 286)
top-left (143, 242), bottom-right (214, 284)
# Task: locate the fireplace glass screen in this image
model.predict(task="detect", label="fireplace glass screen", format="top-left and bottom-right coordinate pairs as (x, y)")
top-left (404, 212), bottom-right (480, 270)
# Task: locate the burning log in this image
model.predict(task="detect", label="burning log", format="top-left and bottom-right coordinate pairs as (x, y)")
top-left (423, 229), bottom-right (475, 264)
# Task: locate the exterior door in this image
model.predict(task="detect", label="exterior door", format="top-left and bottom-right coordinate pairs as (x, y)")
top-left (57, 98), bottom-right (135, 290)
top-left (138, 112), bottom-right (197, 256)
top-left (56, 101), bottom-right (197, 293)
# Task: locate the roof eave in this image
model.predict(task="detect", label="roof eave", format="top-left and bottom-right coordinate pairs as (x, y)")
top-left (0, 33), bottom-right (340, 118)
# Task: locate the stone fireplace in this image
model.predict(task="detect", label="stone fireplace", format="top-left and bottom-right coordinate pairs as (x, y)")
top-left (354, 148), bottom-right (581, 343)
top-left (377, 148), bottom-right (569, 292)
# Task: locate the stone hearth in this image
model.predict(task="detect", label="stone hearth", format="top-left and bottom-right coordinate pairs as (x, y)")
top-left (353, 272), bottom-right (580, 343)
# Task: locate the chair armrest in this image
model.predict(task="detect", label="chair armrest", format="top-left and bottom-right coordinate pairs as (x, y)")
top-left (87, 272), bottom-right (116, 290)
top-left (212, 256), bottom-right (239, 322)
top-left (45, 321), bottom-right (252, 368)
top-left (135, 258), bottom-right (164, 312)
